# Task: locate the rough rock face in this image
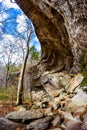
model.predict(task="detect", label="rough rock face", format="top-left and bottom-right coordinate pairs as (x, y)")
top-left (15, 0), bottom-right (87, 90)
top-left (15, 0), bottom-right (87, 74)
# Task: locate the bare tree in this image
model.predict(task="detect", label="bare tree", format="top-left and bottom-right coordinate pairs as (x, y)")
top-left (0, 3), bottom-right (22, 89)
top-left (0, 3), bottom-right (40, 104)
top-left (16, 21), bottom-right (33, 105)
top-left (0, 38), bottom-right (21, 88)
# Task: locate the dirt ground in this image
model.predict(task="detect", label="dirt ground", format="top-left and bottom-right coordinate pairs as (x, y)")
top-left (0, 103), bottom-right (15, 117)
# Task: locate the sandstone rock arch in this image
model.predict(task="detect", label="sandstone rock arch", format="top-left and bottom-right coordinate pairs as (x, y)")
top-left (15, 0), bottom-right (87, 74)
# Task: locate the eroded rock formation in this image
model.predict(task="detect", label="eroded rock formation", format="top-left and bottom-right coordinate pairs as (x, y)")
top-left (15, 0), bottom-right (87, 73)
top-left (15, 0), bottom-right (87, 91)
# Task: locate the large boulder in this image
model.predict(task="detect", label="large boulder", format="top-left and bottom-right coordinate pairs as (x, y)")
top-left (0, 117), bottom-right (26, 130)
top-left (71, 89), bottom-right (87, 106)
top-left (5, 110), bottom-right (43, 123)
top-left (26, 116), bottom-right (53, 130)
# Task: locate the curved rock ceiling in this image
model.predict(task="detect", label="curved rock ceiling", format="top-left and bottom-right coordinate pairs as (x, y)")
top-left (15, 0), bottom-right (87, 74)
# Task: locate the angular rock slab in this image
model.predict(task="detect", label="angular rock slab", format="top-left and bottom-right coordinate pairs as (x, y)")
top-left (69, 74), bottom-right (83, 92)
top-left (26, 116), bottom-right (53, 130)
top-left (5, 110), bottom-right (43, 123)
top-left (0, 117), bottom-right (25, 130)
top-left (72, 89), bottom-right (87, 106)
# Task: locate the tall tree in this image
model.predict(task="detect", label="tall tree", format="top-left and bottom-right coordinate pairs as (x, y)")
top-left (16, 23), bottom-right (33, 105)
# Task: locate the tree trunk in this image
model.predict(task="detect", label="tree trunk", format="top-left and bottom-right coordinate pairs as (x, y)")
top-left (16, 43), bottom-right (29, 105)
top-left (4, 66), bottom-right (9, 89)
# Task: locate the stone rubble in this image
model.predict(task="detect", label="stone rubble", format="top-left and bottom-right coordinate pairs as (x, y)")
top-left (1, 73), bottom-right (87, 130)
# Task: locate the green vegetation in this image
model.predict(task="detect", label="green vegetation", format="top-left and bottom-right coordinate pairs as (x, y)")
top-left (29, 45), bottom-right (40, 61)
top-left (7, 86), bottom-right (17, 101)
top-left (80, 73), bottom-right (87, 91)
top-left (0, 89), bottom-right (9, 102)
top-left (80, 60), bottom-right (87, 90)
top-left (0, 87), bottom-right (17, 103)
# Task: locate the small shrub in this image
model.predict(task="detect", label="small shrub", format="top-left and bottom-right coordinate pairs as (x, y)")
top-left (80, 66), bottom-right (87, 91)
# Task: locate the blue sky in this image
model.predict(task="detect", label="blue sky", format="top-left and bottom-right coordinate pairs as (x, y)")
top-left (0, 0), bottom-right (41, 51)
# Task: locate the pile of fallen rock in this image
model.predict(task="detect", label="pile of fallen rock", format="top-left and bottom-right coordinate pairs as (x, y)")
top-left (0, 73), bottom-right (87, 130)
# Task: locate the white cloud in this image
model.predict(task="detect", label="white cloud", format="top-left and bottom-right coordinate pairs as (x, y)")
top-left (16, 15), bottom-right (27, 33)
top-left (1, 0), bottom-right (19, 9)
top-left (0, 12), bottom-right (9, 21)
top-left (2, 12), bottom-right (9, 19)
top-left (2, 34), bottom-right (15, 42)
top-left (0, 23), bottom-right (2, 26)
top-left (16, 15), bottom-right (26, 23)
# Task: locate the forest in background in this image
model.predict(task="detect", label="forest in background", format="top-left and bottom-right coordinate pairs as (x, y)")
top-left (0, 1), bottom-right (40, 105)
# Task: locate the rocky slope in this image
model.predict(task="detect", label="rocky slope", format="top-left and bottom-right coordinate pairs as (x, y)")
top-left (1, 82), bottom-right (87, 130)
top-left (1, 73), bottom-right (87, 130)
